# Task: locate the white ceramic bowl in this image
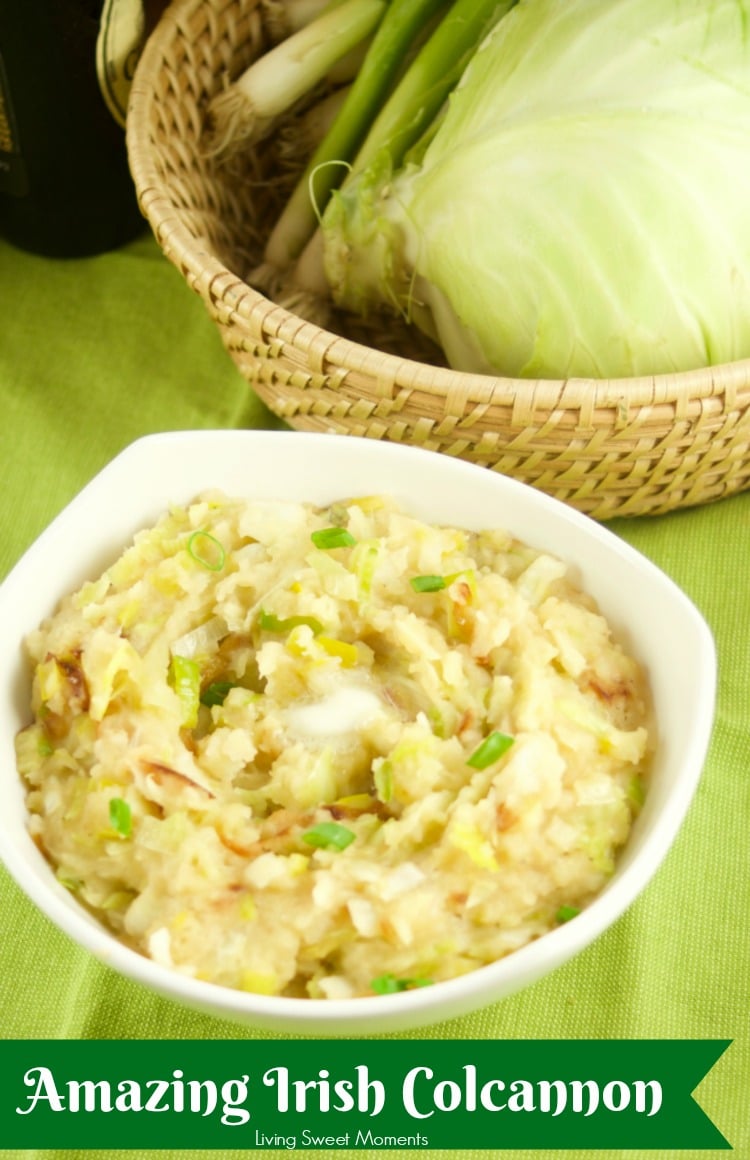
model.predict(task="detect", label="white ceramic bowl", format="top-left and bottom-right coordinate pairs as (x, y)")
top-left (0, 431), bottom-right (716, 1035)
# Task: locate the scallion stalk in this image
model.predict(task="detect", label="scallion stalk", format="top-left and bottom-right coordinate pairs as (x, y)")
top-left (264, 0), bottom-right (343, 45)
top-left (292, 0), bottom-right (516, 294)
top-left (352, 0), bottom-right (516, 177)
top-left (200, 681), bottom-right (238, 707)
top-left (168, 655), bottom-right (201, 728)
top-left (206, 0), bottom-right (387, 156)
top-left (264, 0), bottom-right (454, 268)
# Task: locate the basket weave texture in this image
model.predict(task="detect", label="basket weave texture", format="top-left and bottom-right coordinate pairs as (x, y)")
top-left (127, 0), bottom-right (750, 519)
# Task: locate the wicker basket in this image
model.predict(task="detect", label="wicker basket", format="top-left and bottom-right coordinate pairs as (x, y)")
top-left (127, 0), bottom-right (750, 519)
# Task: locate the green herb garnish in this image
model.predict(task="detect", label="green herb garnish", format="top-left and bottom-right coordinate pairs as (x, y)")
top-left (55, 869), bottom-right (82, 892)
top-left (108, 797), bottom-right (132, 838)
top-left (627, 774), bottom-right (645, 808)
top-left (556, 905), bottom-right (581, 924)
top-left (200, 681), bottom-right (238, 708)
top-left (374, 758), bottom-right (393, 803)
top-left (311, 527), bottom-right (357, 550)
top-left (370, 973), bottom-right (433, 995)
top-left (186, 529), bottom-right (226, 572)
top-left (257, 609), bottom-right (325, 635)
top-left (410, 574), bottom-right (447, 592)
top-left (37, 735), bottom-right (55, 757)
top-left (466, 730), bottom-right (515, 769)
top-left (301, 822), bottom-right (356, 851)
top-left (168, 654), bottom-right (201, 728)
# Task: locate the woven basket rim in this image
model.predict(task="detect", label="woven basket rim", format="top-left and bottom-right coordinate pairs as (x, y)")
top-left (127, 0), bottom-right (750, 413)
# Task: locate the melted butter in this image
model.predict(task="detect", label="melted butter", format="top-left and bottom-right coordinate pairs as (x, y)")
top-left (286, 685), bottom-right (383, 739)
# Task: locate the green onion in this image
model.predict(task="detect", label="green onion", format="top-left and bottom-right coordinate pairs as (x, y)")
top-left (37, 735), bottom-right (55, 757)
top-left (257, 609), bottom-right (325, 635)
top-left (100, 890), bottom-right (137, 911)
top-left (108, 797), bottom-right (132, 838)
top-left (311, 526), bottom-right (357, 549)
top-left (410, 574), bottom-right (447, 592)
top-left (301, 821), bottom-right (356, 850)
top-left (350, 0), bottom-right (513, 177)
top-left (168, 655), bottom-right (201, 728)
top-left (186, 529), bottom-right (226, 572)
top-left (556, 905), bottom-right (581, 924)
top-left (370, 973), bottom-right (433, 994)
top-left (466, 730), bottom-right (515, 769)
top-left (206, 0), bottom-right (385, 157)
top-left (291, 0), bottom-right (514, 294)
top-left (265, 0), bottom-right (453, 267)
top-left (317, 636), bottom-right (359, 666)
top-left (56, 868), bottom-right (82, 892)
top-left (200, 681), bottom-right (238, 708)
top-left (373, 758), bottom-right (393, 802)
top-left (627, 774), bottom-right (646, 808)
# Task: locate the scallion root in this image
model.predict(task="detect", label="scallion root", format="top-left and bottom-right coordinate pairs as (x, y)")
top-left (204, 85), bottom-right (264, 159)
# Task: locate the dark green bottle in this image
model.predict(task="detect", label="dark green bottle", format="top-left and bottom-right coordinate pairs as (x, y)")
top-left (0, 0), bottom-right (147, 257)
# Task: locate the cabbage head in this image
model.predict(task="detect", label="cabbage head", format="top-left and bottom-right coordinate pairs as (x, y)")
top-left (321, 0), bottom-right (750, 379)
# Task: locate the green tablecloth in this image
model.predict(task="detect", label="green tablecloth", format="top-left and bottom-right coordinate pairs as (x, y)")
top-left (0, 231), bottom-right (747, 1160)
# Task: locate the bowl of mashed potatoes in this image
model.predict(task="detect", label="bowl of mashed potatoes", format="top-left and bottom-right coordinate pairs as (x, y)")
top-left (0, 431), bottom-right (715, 1034)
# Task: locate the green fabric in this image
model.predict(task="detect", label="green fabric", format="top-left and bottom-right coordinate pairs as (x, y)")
top-left (0, 231), bottom-right (747, 1160)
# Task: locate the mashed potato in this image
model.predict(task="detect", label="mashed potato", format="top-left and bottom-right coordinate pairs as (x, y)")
top-left (16, 492), bottom-right (650, 999)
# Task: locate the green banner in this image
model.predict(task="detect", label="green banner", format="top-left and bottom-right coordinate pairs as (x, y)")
top-left (0, 1039), bottom-right (730, 1151)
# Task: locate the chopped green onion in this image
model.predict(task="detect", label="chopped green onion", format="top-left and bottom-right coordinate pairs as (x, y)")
top-left (301, 821), bottom-right (356, 850)
top-left (466, 730), bottom-right (515, 769)
top-left (200, 680), bottom-right (238, 707)
top-left (56, 869), bottom-right (82, 892)
top-left (370, 973), bottom-right (434, 994)
top-left (38, 735), bottom-right (55, 757)
top-left (374, 758), bottom-right (393, 802)
top-left (186, 529), bottom-right (226, 572)
top-left (168, 654), bottom-right (201, 728)
top-left (627, 774), bottom-right (646, 808)
top-left (257, 609), bottom-right (325, 635)
top-left (410, 574), bottom-right (447, 592)
top-left (317, 636), bottom-right (359, 666)
top-left (311, 526), bottom-right (357, 549)
top-left (100, 890), bottom-right (137, 911)
top-left (108, 797), bottom-right (132, 838)
top-left (556, 905), bottom-right (581, 924)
